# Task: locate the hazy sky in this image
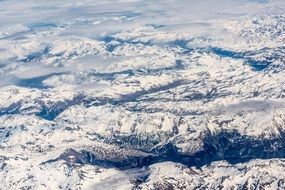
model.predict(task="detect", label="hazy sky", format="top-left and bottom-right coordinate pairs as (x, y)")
top-left (0, 0), bottom-right (284, 86)
top-left (0, 0), bottom-right (282, 25)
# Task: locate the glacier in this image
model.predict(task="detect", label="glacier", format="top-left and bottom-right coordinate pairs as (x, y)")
top-left (0, 0), bottom-right (285, 189)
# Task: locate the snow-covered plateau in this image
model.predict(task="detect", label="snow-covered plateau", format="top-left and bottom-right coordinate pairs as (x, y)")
top-left (0, 0), bottom-right (285, 189)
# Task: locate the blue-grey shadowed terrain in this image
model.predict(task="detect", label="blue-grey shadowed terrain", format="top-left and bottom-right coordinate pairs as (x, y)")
top-left (211, 47), bottom-right (271, 71)
top-left (43, 129), bottom-right (285, 171)
top-left (167, 40), bottom-right (271, 71)
top-left (15, 74), bottom-right (60, 89)
top-left (0, 0), bottom-right (285, 188)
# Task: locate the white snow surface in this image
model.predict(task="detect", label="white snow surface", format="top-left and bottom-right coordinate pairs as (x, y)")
top-left (0, 0), bottom-right (285, 189)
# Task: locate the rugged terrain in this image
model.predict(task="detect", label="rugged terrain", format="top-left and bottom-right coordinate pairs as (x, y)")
top-left (0, 0), bottom-right (285, 189)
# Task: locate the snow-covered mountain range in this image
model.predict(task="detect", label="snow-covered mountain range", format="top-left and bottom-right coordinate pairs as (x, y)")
top-left (0, 0), bottom-right (285, 189)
